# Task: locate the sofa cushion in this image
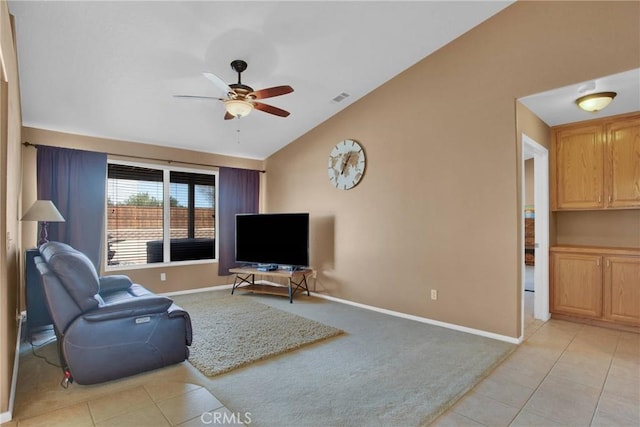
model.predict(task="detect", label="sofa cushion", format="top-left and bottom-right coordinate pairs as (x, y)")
top-left (41, 242), bottom-right (100, 312)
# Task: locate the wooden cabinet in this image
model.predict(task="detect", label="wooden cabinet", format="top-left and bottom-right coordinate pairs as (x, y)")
top-left (551, 251), bottom-right (602, 318)
top-left (551, 246), bottom-right (640, 327)
top-left (605, 116), bottom-right (640, 208)
top-left (553, 124), bottom-right (604, 209)
top-left (552, 113), bottom-right (640, 211)
top-left (604, 256), bottom-right (640, 325)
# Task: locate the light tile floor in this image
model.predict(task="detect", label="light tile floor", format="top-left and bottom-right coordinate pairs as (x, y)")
top-left (4, 329), bottom-right (245, 427)
top-left (4, 292), bottom-right (639, 426)
top-left (432, 292), bottom-right (640, 426)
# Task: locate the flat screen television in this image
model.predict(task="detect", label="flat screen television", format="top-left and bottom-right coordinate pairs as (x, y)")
top-left (235, 213), bottom-right (309, 268)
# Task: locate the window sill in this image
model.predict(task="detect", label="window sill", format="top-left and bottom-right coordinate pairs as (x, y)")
top-left (104, 258), bottom-right (217, 272)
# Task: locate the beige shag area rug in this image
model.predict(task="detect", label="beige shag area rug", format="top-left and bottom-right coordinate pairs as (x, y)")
top-left (171, 291), bottom-right (344, 377)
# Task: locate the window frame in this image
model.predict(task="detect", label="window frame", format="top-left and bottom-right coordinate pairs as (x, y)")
top-left (104, 159), bottom-right (218, 271)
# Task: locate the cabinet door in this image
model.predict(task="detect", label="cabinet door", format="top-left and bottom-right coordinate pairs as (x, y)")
top-left (554, 125), bottom-right (604, 209)
top-left (605, 116), bottom-right (640, 208)
top-left (551, 253), bottom-right (602, 318)
top-left (603, 256), bottom-right (640, 325)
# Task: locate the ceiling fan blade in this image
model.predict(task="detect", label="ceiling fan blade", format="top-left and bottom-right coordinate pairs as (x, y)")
top-left (224, 111), bottom-right (235, 120)
top-left (173, 95), bottom-right (225, 101)
top-left (249, 85), bottom-right (294, 100)
top-left (253, 102), bottom-right (290, 117)
top-left (203, 72), bottom-right (233, 95)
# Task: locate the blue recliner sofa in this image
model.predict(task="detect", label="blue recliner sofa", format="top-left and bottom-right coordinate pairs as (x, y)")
top-left (34, 241), bottom-right (192, 385)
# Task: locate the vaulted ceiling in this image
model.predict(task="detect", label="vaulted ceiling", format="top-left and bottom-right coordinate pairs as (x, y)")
top-left (9, 1), bottom-right (514, 159)
top-left (14, 1), bottom-right (636, 161)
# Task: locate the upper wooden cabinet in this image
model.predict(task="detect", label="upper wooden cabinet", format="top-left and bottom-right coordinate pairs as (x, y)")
top-left (605, 116), bottom-right (640, 208)
top-left (552, 113), bottom-right (640, 210)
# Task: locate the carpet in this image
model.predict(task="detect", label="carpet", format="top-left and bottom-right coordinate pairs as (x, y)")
top-left (200, 293), bottom-right (516, 426)
top-left (171, 291), bottom-right (344, 377)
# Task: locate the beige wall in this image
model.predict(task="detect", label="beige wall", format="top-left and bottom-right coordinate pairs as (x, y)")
top-left (557, 210), bottom-right (640, 248)
top-left (21, 127), bottom-right (265, 294)
top-left (515, 101), bottom-right (555, 246)
top-left (1, 2), bottom-right (23, 415)
top-left (265, 1), bottom-right (640, 338)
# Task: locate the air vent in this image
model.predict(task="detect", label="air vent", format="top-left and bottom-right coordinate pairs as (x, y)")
top-left (331, 92), bottom-right (351, 103)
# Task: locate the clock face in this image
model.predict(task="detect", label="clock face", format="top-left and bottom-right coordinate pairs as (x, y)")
top-left (328, 139), bottom-right (366, 190)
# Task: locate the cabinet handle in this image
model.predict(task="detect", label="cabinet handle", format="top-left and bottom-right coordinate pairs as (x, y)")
top-left (597, 259), bottom-right (600, 266)
top-left (606, 259), bottom-right (610, 267)
top-left (598, 195), bottom-right (602, 203)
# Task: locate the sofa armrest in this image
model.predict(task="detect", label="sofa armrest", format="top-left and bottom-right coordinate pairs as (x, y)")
top-left (168, 304), bottom-right (193, 346)
top-left (99, 275), bottom-right (133, 294)
top-left (83, 296), bottom-right (173, 322)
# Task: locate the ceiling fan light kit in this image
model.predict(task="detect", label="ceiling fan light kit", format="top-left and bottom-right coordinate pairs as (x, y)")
top-left (575, 91), bottom-right (617, 112)
top-left (224, 99), bottom-right (253, 118)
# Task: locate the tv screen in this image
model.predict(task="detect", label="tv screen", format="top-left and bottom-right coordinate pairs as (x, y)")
top-left (235, 213), bottom-right (309, 267)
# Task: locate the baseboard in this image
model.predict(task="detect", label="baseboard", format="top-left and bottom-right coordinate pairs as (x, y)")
top-left (165, 282), bottom-right (520, 344)
top-left (311, 292), bottom-right (521, 344)
top-left (160, 284), bottom-right (233, 297)
top-left (0, 311), bottom-right (26, 423)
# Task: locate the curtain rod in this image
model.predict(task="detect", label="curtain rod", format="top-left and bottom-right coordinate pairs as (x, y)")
top-left (22, 141), bottom-right (266, 173)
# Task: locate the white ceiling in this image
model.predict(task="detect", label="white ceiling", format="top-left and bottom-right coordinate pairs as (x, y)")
top-left (8, 1), bottom-right (514, 160)
top-left (519, 68), bottom-right (640, 127)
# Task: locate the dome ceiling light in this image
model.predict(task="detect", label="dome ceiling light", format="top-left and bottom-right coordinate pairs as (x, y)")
top-left (575, 91), bottom-right (617, 112)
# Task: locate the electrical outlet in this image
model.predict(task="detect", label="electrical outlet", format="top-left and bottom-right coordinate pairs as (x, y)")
top-left (160, 273), bottom-right (166, 281)
top-left (430, 289), bottom-right (438, 300)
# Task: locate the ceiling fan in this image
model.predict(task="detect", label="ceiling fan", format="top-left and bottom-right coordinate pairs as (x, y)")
top-left (175, 59), bottom-right (294, 120)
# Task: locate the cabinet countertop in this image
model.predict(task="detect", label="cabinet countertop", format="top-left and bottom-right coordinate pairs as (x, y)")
top-left (551, 245), bottom-right (640, 256)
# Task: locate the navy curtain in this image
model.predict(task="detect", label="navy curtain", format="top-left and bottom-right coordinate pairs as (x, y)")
top-left (218, 167), bottom-right (260, 275)
top-left (37, 146), bottom-right (107, 269)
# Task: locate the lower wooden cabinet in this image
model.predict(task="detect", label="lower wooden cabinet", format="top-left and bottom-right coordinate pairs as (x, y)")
top-left (551, 252), bottom-right (602, 318)
top-left (604, 256), bottom-right (640, 325)
top-left (551, 246), bottom-right (640, 327)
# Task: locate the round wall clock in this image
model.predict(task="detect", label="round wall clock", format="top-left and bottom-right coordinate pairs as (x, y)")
top-left (328, 139), bottom-right (366, 190)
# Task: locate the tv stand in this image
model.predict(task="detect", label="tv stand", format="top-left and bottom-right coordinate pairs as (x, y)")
top-left (229, 267), bottom-right (313, 303)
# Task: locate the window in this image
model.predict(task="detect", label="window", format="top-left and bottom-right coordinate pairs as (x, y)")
top-left (107, 161), bottom-right (216, 268)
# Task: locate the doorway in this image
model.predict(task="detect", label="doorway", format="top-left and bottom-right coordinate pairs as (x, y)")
top-left (521, 134), bottom-right (550, 337)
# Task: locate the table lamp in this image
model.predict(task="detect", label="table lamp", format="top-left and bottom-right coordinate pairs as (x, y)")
top-left (21, 200), bottom-right (66, 246)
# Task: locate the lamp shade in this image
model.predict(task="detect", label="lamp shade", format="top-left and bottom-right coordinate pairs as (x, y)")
top-left (224, 99), bottom-right (253, 118)
top-left (21, 200), bottom-right (66, 222)
top-left (575, 91), bottom-right (617, 112)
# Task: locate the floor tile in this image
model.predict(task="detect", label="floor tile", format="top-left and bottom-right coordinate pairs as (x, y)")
top-left (603, 371), bottom-right (640, 401)
top-left (487, 363), bottom-right (546, 390)
top-left (17, 403), bottom-right (93, 427)
top-left (596, 389), bottom-right (640, 424)
top-left (87, 386), bottom-right (154, 423)
top-left (452, 392), bottom-right (519, 427)
top-left (592, 407), bottom-right (640, 427)
top-left (94, 404), bottom-right (170, 427)
top-left (508, 409), bottom-right (557, 427)
top-left (549, 356), bottom-right (610, 389)
top-left (616, 332), bottom-right (640, 357)
top-left (178, 407), bottom-right (247, 426)
top-left (144, 381), bottom-right (204, 403)
top-left (430, 410), bottom-right (485, 427)
top-left (523, 375), bottom-right (600, 425)
top-left (157, 387), bottom-right (224, 426)
top-left (609, 353), bottom-right (640, 379)
top-left (472, 376), bottom-right (535, 409)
